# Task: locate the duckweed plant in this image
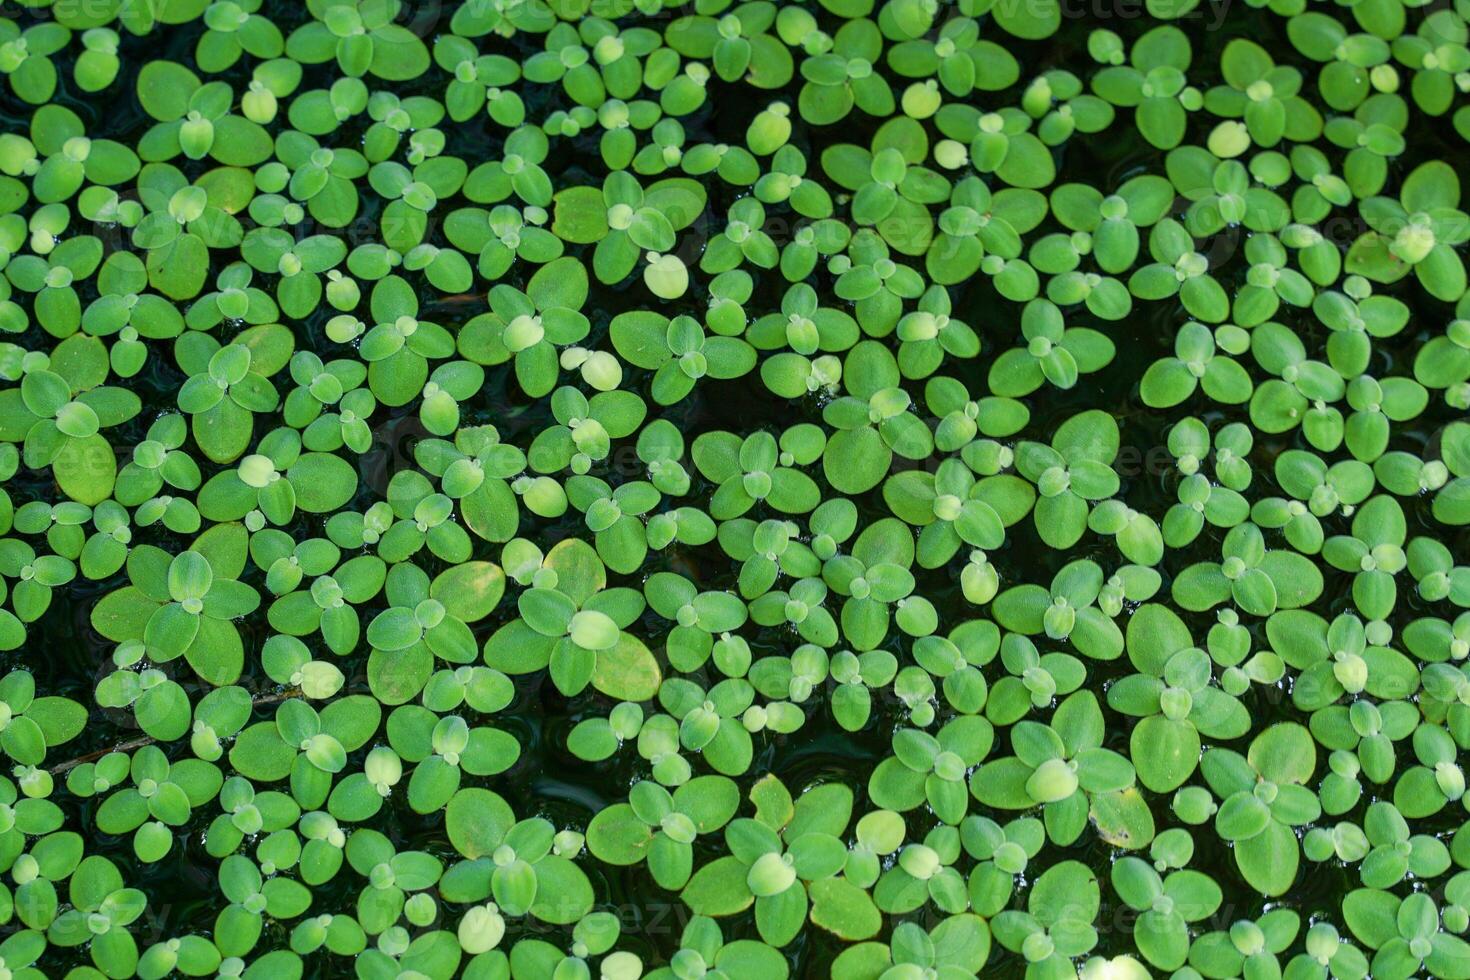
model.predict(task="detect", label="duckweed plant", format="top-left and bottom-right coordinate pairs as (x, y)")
top-left (0, 0), bottom-right (1469, 977)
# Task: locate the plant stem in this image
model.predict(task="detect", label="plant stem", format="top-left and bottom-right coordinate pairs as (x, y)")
top-left (47, 688), bottom-right (302, 775)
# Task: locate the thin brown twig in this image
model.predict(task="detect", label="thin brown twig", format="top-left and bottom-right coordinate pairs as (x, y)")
top-left (48, 688), bottom-right (303, 775)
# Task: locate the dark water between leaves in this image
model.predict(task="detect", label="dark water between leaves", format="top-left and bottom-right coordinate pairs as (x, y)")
top-left (4, 0), bottom-right (1468, 975)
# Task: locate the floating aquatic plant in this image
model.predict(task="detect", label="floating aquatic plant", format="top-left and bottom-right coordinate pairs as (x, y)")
top-left (0, 0), bottom-right (1469, 977)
